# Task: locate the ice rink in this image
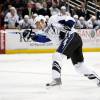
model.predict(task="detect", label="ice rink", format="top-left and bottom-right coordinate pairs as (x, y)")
top-left (0, 52), bottom-right (100, 100)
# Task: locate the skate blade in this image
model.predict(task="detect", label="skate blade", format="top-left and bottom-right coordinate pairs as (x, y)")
top-left (46, 84), bottom-right (62, 89)
top-left (90, 78), bottom-right (100, 87)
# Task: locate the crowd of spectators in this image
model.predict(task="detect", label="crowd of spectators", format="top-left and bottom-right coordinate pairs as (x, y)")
top-left (0, 0), bottom-right (100, 29)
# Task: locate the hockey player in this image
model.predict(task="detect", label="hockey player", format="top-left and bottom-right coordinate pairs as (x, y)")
top-left (46, 16), bottom-right (100, 87)
top-left (22, 15), bottom-right (51, 43)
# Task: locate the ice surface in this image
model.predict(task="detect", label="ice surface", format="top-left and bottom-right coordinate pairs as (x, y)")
top-left (0, 52), bottom-right (100, 100)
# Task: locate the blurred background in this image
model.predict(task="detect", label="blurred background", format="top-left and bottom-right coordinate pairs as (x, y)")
top-left (0, 0), bottom-right (100, 29)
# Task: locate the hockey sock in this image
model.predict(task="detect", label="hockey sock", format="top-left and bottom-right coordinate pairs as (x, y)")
top-left (52, 52), bottom-right (64, 79)
top-left (52, 61), bottom-right (61, 79)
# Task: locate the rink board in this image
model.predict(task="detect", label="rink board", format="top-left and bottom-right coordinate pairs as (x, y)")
top-left (1, 29), bottom-right (100, 54)
top-left (6, 48), bottom-right (100, 54)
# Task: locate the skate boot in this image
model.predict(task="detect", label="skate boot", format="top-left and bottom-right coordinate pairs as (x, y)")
top-left (84, 74), bottom-right (100, 87)
top-left (46, 78), bottom-right (62, 86)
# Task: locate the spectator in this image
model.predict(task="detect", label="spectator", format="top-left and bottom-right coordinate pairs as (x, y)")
top-left (52, 0), bottom-right (60, 6)
top-left (30, 13), bottom-right (38, 29)
top-left (42, 2), bottom-right (51, 16)
top-left (11, 0), bottom-right (25, 19)
top-left (60, 6), bottom-right (70, 16)
top-left (22, 2), bottom-right (36, 18)
top-left (79, 3), bottom-right (86, 17)
top-left (35, 3), bottom-right (46, 16)
top-left (73, 15), bottom-right (82, 29)
top-left (4, 7), bottom-right (19, 29)
top-left (46, 0), bottom-right (52, 8)
top-left (18, 15), bottom-right (31, 29)
top-left (79, 16), bottom-right (87, 29)
top-left (49, 2), bottom-right (60, 15)
top-left (4, 5), bottom-right (13, 16)
top-left (86, 15), bottom-right (100, 29)
top-left (59, 0), bottom-right (67, 7)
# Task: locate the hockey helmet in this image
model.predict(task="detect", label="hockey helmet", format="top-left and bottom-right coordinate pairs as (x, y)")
top-left (58, 17), bottom-right (75, 31)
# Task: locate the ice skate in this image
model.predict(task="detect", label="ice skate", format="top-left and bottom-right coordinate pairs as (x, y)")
top-left (46, 78), bottom-right (62, 86)
top-left (84, 74), bottom-right (100, 87)
top-left (95, 74), bottom-right (100, 87)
